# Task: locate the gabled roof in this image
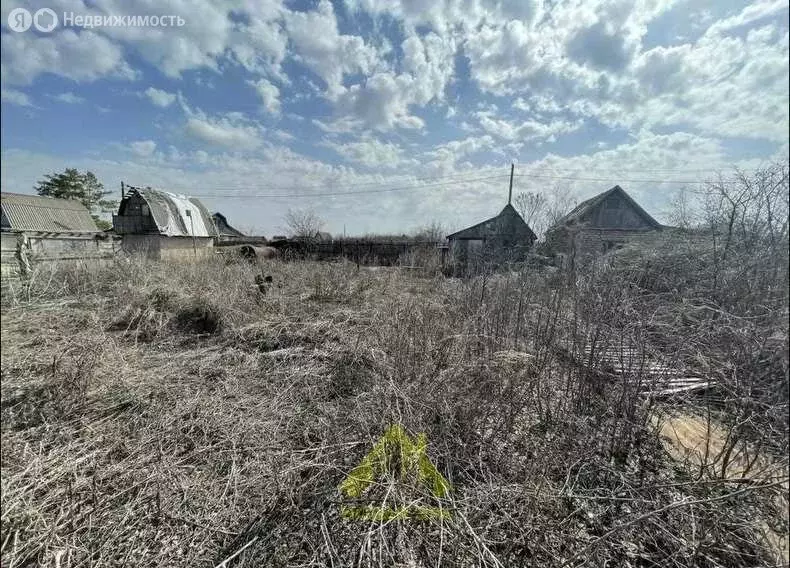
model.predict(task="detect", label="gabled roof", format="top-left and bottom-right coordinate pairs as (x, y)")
top-left (121, 188), bottom-right (217, 237)
top-left (447, 203), bottom-right (537, 242)
top-left (553, 185), bottom-right (660, 229)
top-left (1, 192), bottom-right (100, 233)
top-left (212, 212), bottom-right (245, 237)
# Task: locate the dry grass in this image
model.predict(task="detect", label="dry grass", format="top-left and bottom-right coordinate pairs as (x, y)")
top-left (654, 411), bottom-right (789, 565)
top-left (1, 256), bottom-right (787, 567)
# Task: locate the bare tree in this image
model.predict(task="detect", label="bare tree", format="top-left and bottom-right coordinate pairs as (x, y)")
top-left (512, 185), bottom-right (579, 240)
top-left (412, 221), bottom-right (447, 242)
top-left (699, 162), bottom-right (789, 260)
top-left (668, 186), bottom-right (695, 229)
top-left (545, 183), bottom-right (578, 227)
top-left (513, 191), bottom-right (548, 234)
top-left (284, 208), bottom-right (325, 238)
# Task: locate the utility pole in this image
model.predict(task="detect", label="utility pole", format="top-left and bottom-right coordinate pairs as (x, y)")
top-left (186, 209), bottom-right (197, 258)
top-left (121, 181), bottom-right (125, 199)
top-left (508, 163), bottom-right (514, 205)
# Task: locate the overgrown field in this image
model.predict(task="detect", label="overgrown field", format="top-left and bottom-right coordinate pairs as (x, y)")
top-left (1, 250), bottom-right (788, 567)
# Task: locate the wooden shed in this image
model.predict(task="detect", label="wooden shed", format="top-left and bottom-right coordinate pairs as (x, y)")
top-left (545, 185), bottom-right (662, 266)
top-left (447, 203), bottom-right (537, 274)
top-left (113, 187), bottom-right (217, 260)
top-left (1, 192), bottom-right (114, 278)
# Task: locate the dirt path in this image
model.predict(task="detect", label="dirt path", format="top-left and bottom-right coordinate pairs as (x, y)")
top-left (655, 410), bottom-right (789, 565)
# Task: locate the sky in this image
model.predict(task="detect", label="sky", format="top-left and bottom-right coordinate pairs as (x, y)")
top-left (1, 0), bottom-right (788, 237)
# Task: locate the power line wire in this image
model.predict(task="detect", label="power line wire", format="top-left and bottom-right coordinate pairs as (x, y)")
top-left (191, 174), bottom-right (511, 199)
top-left (513, 173), bottom-right (742, 185)
top-left (143, 166), bottom-right (756, 193)
top-left (128, 166), bottom-right (752, 201)
top-left (177, 169), bottom-right (511, 192)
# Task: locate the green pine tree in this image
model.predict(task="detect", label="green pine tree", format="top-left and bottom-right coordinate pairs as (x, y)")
top-left (34, 169), bottom-right (116, 230)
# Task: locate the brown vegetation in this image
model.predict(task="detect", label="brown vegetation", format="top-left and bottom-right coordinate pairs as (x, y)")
top-left (0, 252), bottom-right (785, 568)
top-left (1, 165), bottom-right (787, 567)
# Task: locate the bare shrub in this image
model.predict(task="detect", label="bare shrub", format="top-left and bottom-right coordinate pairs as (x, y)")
top-left (1, 212), bottom-right (787, 568)
top-left (284, 208), bottom-right (325, 238)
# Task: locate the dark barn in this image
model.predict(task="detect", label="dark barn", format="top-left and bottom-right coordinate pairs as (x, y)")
top-left (447, 203), bottom-right (537, 274)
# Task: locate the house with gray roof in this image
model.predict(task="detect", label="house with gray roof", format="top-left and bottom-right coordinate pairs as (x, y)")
top-left (1, 192), bottom-right (113, 277)
top-left (545, 185), bottom-right (663, 266)
top-left (113, 186), bottom-right (218, 260)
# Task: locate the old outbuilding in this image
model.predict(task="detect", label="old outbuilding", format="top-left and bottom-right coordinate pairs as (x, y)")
top-left (212, 212), bottom-right (246, 239)
top-left (447, 203), bottom-right (537, 273)
top-left (1, 192), bottom-right (114, 277)
top-left (113, 187), bottom-right (217, 260)
top-left (545, 185), bottom-right (662, 266)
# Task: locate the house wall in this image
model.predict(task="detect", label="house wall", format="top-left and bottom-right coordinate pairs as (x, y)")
top-left (448, 236), bottom-right (532, 275)
top-left (1, 231), bottom-right (117, 279)
top-left (113, 193), bottom-right (159, 234)
top-left (1, 232), bottom-right (20, 278)
top-left (159, 236), bottom-right (214, 261)
top-left (573, 228), bottom-right (660, 259)
top-left (121, 234), bottom-right (213, 260)
top-left (120, 233), bottom-right (160, 258)
top-left (550, 228), bottom-right (663, 268)
top-left (26, 234), bottom-right (115, 260)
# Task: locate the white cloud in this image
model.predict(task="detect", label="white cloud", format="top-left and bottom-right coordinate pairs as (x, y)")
top-left (705, 0), bottom-right (789, 36)
top-left (1, 29), bottom-right (134, 86)
top-left (248, 78), bottom-right (281, 115)
top-left (229, 15), bottom-right (289, 80)
top-left (144, 87), bottom-right (177, 107)
top-left (630, 22), bottom-right (790, 141)
top-left (325, 30), bottom-right (456, 131)
top-left (184, 115), bottom-right (262, 149)
top-left (1, 0), bottom-right (290, 85)
top-left (284, 0), bottom-right (384, 96)
top-left (88, 0), bottom-right (236, 78)
top-left (0, 0), bottom-right (787, 236)
top-left (274, 129), bottom-right (295, 142)
top-left (324, 137), bottom-right (413, 169)
top-left (52, 92), bottom-right (85, 104)
top-left (0, 126), bottom-right (775, 239)
top-left (1, 88), bottom-right (32, 107)
top-left (424, 135), bottom-right (495, 170)
top-left (513, 98), bottom-right (531, 112)
top-left (476, 112), bottom-right (583, 142)
top-left (129, 140), bottom-right (157, 157)
top-left (333, 72), bottom-right (426, 131)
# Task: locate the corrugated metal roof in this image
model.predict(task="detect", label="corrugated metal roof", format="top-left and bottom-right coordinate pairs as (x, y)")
top-left (1, 192), bottom-right (100, 233)
top-left (125, 188), bottom-right (217, 237)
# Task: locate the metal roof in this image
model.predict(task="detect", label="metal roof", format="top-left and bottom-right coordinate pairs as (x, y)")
top-left (122, 188), bottom-right (217, 237)
top-left (1, 192), bottom-right (100, 233)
